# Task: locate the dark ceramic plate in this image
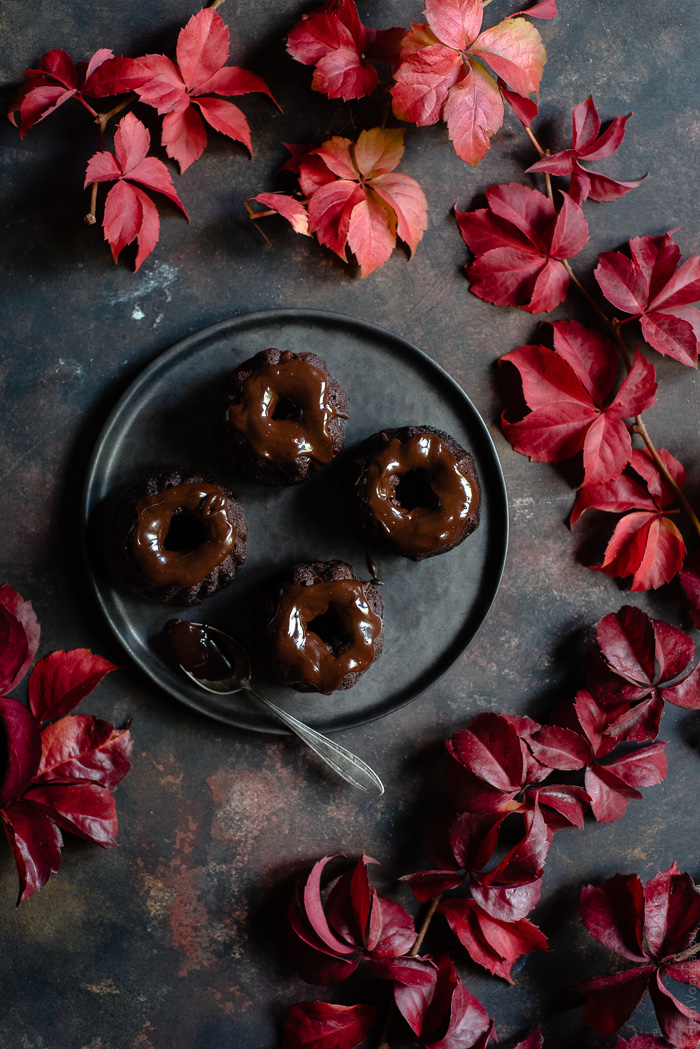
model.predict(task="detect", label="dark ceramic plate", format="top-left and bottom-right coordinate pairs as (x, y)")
top-left (82, 310), bottom-right (508, 734)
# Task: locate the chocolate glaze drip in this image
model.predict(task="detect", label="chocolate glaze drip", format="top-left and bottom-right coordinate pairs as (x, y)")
top-left (166, 620), bottom-right (239, 682)
top-left (226, 351), bottom-right (339, 465)
top-left (355, 432), bottom-right (479, 556)
top-left (132, 482), bottom-right (236, 586)
top-left (267, 578), bottom-right (382, 694)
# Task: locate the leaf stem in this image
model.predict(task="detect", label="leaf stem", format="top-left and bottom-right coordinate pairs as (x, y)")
top-left (523, 124), bottom-right (554, 203)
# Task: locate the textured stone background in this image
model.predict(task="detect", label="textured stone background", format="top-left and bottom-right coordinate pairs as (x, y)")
top-left (1, 1), bottom-right (699, 1047)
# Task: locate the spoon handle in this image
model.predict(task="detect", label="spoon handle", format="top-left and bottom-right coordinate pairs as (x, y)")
top-left (247, 686), bottom-right (384, 797)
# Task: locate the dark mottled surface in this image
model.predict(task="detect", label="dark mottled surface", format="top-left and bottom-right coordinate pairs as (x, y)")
top-left (1, 2), bottom-right (699, 1047)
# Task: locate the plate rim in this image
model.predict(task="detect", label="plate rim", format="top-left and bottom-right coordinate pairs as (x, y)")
top-left (81, 307), bottom-right (509, 734)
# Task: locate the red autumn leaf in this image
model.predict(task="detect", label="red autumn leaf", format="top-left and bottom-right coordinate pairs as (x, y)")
top-left (527, 97), bottom-right (644, 203)
top-left (288, 855), bottom-right (416, 985)
top-left (28, 647), bottom-right (118, 722)
top-left (84, 112), bottom-right (188, 271)
top-left (282, 1000), bottom-right (378, 1049)
top-left (439, 898), bottom-right (547, 982)
top-left (446, 712), bottom-right (525, 810)
top-left (23, 781), bottom-right (118, 848)
top-left (457, 185), bottom-right (589, 312)
top-left (0, 585), bottom-right (40, 693)
top-left (500, 321), bottom-right (656, 485)
top-left (580, 873), bottom-right (647, 962)
top-left (134, 8), bottom-right (277, 172)
top-left (471, 877), bottom-right (543, 924)
top-left (33, 715), bottom-right (132, 790)
top-left (585, 743), bottom-right (667, 823)
top-left (595, 232), bottom-right (700, 366)
top-left (576, 865), bottom-right (700, 1045)
top-left (7, 48), bottom-right (147, 136)
top-left (594, 603), bottom-right (700, 712)
top-left (394, 955), bottom-right (494, 1049)
top-left (479, 803), bottom-right (549, 887)
top-left (286, 0), bottom-right (404, 102)
top-left (499, 79), bottom-right (539, 127)
top-left (272, 128), bottom-right (427, 277)
top-left (573, 449), bottom-right (687, 590)
top-left (512, 1034), bottom-right (543, 1049)
top-left (246, 193), bottom-right (310, 236)
top-left (0, 698), bottom-right (42, 808)
top-left (0, 800), bottom-right (63, 903)
top-left (680, 553), bottom-right (700, 630)
top-left (391, 0), bottom-right (546, 165)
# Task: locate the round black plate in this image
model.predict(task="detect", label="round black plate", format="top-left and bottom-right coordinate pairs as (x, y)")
top-left (82, 309), bottom-right (508, 734)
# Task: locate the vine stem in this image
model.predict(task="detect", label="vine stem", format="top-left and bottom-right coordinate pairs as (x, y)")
top-left (375, 894), bottom-right (443, 1049)
top-left (84, 96), bottom-right (134, 225)
top-left (523, 125), bottom-right (700, 541)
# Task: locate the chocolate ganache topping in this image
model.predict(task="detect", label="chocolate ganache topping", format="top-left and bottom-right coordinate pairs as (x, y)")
top-left (355, 431), bottom-right (479, 557)
top-left (226, 351), bottom-right (341, 465)
top-left (267, 578), bottom-right (382, 694)
top-left (131, 482), bottom-right (236, 587)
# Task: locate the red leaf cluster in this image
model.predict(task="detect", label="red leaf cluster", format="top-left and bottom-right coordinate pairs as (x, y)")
top-left (456, 185), bottom-right (589, 312)
top-left (595, 232), bottom-right (700, 367)
top-left (85, 112), bottom-right (188, 271)
top-left (576, 864), bottom-right (700, 1048)
top-left (573, 449), bottom-right (686, 591)
top-left (8, 48), bottom-right (147, 136)
top-left (0, 586), bottom-right (131, 902)
top-left (527, 97), bottom-right (644, 203)
top-left (391, 0), bottom-right (548, 165)
top-left (247, 128), bottom-right (428, 277)
top-left (284, 856), bottom-right (495, 1049)
top-left (286, 0), bottom-right (404, 102)
top-left (133, 8), bottom-right (277, 173)
top-left (500, 320), bottom-right (657, 486)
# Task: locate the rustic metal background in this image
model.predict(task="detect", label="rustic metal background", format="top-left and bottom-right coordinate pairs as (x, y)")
top-left (1, 1), bottom-right (699, 1046)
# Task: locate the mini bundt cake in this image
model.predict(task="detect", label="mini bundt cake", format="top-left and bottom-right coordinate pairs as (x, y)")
top-left (347, 425), bottom-right (480, 561)
top-left (111, 469), bottom-right (248, 605)
top-left (262, 560), bottom-right (384, 694)
top-left (217, 348), bottom-right (349, 486)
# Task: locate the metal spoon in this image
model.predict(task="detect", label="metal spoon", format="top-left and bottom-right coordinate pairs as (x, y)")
top-left (166, 620), bottom-right (384, 797)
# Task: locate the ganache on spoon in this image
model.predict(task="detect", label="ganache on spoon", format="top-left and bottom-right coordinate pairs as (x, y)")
top-left (165, 619), bottom-right (384, 798)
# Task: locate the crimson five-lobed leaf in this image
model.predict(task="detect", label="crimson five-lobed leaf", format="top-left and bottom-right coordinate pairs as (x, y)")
top-left (286, 0), bottom-right (405, 102)
top-left (576, 865), bottom-right (700, 1048)
top-left (248, 128), bottom-right (428, 277)
top-left (500, 320), bottom-right (657, 486)
top-left (287, 855), bottom-right (418, 985)
top-left (573, 449), bottom-right (687, 591)
top-left (84, 112), bottom-right (188, 271)
top-left (8, 48), bottom-right (148, 136)
top-left (527, 96), bottom-right (644, 204)
top-left (456, 184), bottom-right (589, 312)
top-left (134, 8), bottom-right (278, 173)
top-left (595, 232), bottom-right (700, 367)
top-left (391, 0), bottom-right (548, 165)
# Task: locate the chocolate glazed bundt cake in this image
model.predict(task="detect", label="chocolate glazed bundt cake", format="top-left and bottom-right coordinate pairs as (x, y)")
top-left (347, 425), bottom-right (480, 561)
top-left (111, 469), bottom-right (248, 605)
top-left (217, 348), bottom-right (349, 486)
top-left (262, 560), bottom-right (384, 694)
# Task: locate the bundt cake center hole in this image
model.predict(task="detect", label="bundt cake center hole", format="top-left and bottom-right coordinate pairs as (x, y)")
top-left (164, 510), bottom-right (207, 552)
top-left (396, 469), bottom-right (441, 511)
top-left (308, 607), bottom-right (349, 651)
top-left (272, 395), bottom-right (303, 421)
